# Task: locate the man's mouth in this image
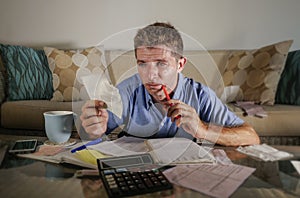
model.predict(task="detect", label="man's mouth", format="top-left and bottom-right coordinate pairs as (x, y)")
top-left (145, 83), bottom-right (162, 90)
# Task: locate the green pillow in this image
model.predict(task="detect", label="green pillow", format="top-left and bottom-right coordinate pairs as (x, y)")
top-left (0, 44), bottom-right (53, 101)
top-left (0, 70), bottom-right (5, 103)
top-left (0, 55), bottom-right (6, 103)
top-left (275, 50), bottom-right (300, 105)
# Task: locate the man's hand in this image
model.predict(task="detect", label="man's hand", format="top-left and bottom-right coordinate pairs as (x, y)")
top-left (165, 99), bottom-right (260, 146)
top-left (80, 100), bottom-right (109, 139)
top-left (165, 99), bottom-right (205, 137)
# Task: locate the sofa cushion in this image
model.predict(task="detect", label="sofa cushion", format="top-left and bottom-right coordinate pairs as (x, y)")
top-left (1, 100), bottom-right (79, 130)
top-left (44, 46), bottom-right (105, 102)
top-left (275, 50), bottom-right (300, 105)
top-left (223, 40), bottom-right (293, 105)
top-left (227, 103), bottom-right (300, 136)
top-left (0, 44), bottom-right (53, 101)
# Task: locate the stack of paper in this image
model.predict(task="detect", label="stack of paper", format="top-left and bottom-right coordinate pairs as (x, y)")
top-left (89, 136), bottom-right (216, 165)
top-left (236, 144), bottom-right (294, 161)
top-left (17, 136), bottom-right (234, 170)
top-left (146, 138), bottom-right (216, 164)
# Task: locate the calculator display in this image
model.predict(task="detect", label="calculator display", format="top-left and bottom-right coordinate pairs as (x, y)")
top-left (99, 154), bottom-right (153, 169)
top-left (102, 157), bottom-right (143, 168)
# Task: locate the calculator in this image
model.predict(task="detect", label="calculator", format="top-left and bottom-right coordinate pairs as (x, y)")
top-left (97, 153), bottom-right (173, 198)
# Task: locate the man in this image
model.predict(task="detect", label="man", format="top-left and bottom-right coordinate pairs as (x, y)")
top-left (80, 22), bottom-right (260, 146)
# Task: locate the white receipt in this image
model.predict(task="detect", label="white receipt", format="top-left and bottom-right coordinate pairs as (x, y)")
top-left (236, 144), bottom-right (294, 162)
top-left (163, 164), bottom-right (255, 198)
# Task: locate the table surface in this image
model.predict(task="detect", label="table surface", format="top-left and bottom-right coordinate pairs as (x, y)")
top-left (0, 134), bottom-right (299, 198)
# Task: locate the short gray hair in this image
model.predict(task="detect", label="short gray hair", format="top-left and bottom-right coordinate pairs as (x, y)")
top-left (134, 22), bottom-right (184, 59)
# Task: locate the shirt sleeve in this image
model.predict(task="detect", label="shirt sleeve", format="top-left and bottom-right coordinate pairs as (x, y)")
top-left (105, 76), bottom-right (136, 134)
top-left (199, 86), bottom-right (244, 127)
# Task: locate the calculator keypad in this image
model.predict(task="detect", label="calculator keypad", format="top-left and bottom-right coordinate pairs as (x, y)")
top-left (101, 168), bottom-right (173, 197)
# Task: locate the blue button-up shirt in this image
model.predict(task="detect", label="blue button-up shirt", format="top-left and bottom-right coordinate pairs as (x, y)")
top-left (107, 73), bottom-right (244, 140)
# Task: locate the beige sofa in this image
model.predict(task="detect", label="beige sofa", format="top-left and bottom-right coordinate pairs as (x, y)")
top-left (1, 48), bottom-right (299, 145)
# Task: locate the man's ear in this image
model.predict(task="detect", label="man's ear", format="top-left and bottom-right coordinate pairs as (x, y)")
top-left (178, 57), bottom-right (187, 72)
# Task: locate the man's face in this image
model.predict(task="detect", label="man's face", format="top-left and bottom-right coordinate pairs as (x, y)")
top-left (136, 46), bottom-right (185, 101)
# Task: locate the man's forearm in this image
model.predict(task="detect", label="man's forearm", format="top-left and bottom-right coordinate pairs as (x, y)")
top-left (195, 121), bottom-right (260, 146)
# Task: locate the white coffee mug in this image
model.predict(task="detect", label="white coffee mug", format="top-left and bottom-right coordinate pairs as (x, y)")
top-left (43, 111), bottom-right (74, 144)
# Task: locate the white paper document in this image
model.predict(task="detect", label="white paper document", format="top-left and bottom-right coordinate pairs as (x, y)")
top-left (88, 136), bottom-right (148, 156)
top-left (236, 144), bottom-right (294, 162)
top-left (163, 164), bottom-right (255, 198)
top-left (291, 160), bottom-right (300, 175)
top-left (146, 138), bottom-right (216, 164)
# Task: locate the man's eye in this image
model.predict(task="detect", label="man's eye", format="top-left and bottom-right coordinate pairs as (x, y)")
top-left (157, 62), bottom-right (167, 67)
top-left (138, 63), bottom-right (147, 67)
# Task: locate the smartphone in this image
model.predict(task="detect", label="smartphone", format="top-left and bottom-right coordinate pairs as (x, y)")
top-left (9, 139), bottom-right (38, 154)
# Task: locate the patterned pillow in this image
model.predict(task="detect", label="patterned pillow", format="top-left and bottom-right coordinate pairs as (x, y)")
top-left (44, 46), bottom-right (105, 102)
top-left (222, 40), bottom-right (293, 105)
top-left (0, 44), bottom-right (53, 101)
top-left (275, 50), bottom-right (300, 105)
top-left (0, 55), bottom-right (6, 103)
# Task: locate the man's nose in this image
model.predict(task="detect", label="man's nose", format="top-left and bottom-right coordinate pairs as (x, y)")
top-left (147, 62), bottom-right (158, 80)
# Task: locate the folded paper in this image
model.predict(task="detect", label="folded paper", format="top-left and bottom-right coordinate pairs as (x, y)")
top-left (237, 144), bottom-right (293, 161)
top-left (80, 72), bottom-right (123, 118)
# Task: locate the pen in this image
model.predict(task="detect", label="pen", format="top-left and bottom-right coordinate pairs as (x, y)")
top-left (162, 85), bottom-right (171, 101)
top-left (71, 138), bottom-right (103, 153)
top-left (162, 85), bottom-right (181, 119)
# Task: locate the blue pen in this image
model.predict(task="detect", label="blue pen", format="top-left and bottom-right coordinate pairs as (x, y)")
top-left (71, 138), bottom-right (103, 153)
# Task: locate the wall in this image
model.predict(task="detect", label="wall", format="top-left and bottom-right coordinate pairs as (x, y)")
top-left (0, 0), bottom-right (299, 50)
